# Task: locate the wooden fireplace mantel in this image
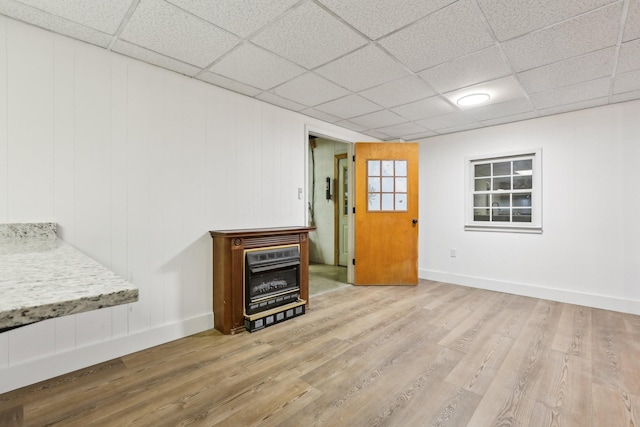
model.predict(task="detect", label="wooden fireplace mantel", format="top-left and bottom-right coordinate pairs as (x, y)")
top-left (209, 226), bottom-right (314, 334)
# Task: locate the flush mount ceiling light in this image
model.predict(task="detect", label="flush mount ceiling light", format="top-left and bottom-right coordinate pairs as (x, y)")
top-left (457, 93), bottom-right (490, 106)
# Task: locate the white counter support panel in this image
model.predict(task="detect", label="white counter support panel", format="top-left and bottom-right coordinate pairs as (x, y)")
top-left (0, 223), bottom-right (138, 332)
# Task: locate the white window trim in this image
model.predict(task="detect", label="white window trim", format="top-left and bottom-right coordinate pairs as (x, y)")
top-left (464, 148), bottom-right (542, 234)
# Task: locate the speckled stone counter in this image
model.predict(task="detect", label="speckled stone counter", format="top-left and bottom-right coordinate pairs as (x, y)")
top-left (0, 223), bottom-right (138, 330)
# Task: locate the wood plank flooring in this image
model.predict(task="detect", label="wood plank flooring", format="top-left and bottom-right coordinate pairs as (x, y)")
top-left (2, 280), bottom-right (639, 426)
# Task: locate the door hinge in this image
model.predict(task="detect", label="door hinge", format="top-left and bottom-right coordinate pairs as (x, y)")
top-left (352, 155), bottom-right (355, 162)
top-left (352, 259), bottom-right (356, 265)
top-left (352, 207), bottom-right (355, 214)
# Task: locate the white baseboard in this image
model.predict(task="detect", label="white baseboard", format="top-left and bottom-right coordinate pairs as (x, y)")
top-left (0, 312), bottom-right (213, 394)
top-left (420, 269), bottom-right (640, 316)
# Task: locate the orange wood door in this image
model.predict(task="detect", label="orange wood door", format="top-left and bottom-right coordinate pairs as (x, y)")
top-left (354, 142), bottom-right (419, 285)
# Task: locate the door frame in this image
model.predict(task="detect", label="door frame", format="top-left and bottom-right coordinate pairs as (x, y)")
top-left (334, 153), bottom-right (348, 266)
top-left (305, 125), bottom-right (355, 283)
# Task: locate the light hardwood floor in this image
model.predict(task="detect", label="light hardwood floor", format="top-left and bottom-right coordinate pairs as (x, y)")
top-left (1, 280), bottom-right (639, 426)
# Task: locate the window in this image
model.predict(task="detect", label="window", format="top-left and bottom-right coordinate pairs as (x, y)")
top-left (465, 149), bottom-right (542, 233)
top-left (367, 160), bottom-right (408, 211)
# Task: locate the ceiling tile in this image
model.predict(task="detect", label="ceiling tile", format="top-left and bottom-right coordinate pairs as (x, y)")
top-left (401, 130), bottom-right (439, 140)
top-left (538, 96), bottom-right (609, 116)
top-left (271, 72), bottom-right (349, 107)
top-left (113, 40), bottom-right (201, 77)
top-left (209, 43), bottom-right (304, 90)
top-left (417, 112), bottom-right (479, 130)
top-left (374, 122), bottom-right (428, 137)
top-left (623, 0), bottom-right (640, 42)
top-left (436, 122), bottom-right (484, 134)
top-left (256, 92), bottom-right (306, 111)
top-left (335, 120), bottom-right (368, 132)
top-left (612, 90), bottom-right (640, 103)
top-left (418, 46), bottom-right (512, 94)
top-left (618, 39), bottom-right (640, 73)
top-left (518, 48), bottom-right (616, 94)
top-left (315, 94), bottom-right (381, 118)
top-left (614, 69), bottom-right (640, 94)
top-left (467, 98), bottom-right (534, 122)
top-left (251, 1), bottom-right (367, 69)
top-left (315, 44), bottom-right (410, 92)
top-left (120, 0), bottom-right (240, 68)
top-left (196, 71), bottom-right (262, 97)
top-left (361, 130), bottom-right (388, 140)
top-left (477, 0), bottom-right (616, 41)
top-left (480, 111), bottom-right (540, 127)
top-left (378, 0), bottom-right (494, 72)
top-left (391, 96), bottom-right (456, 121)
top-left (349, 110), bottom-right (407, 129)
top-left (13, 0), bottom-right (133, 34)
top-left (358, 75), bottom-right (436, 108)
top-left (0, 0), bottom-right (112, 47)
top-left (301, 108), bottom-right (342, 123)
top-left (530, 78), bottom-right (611, 109)
top-left (502, 3), bottom-right (622, 72)
top-left (442, 76), bottom-right (528, 110)
top-left (166, 0), bottom-right (298, 38)
top-left (316, 0), bottom-right (456, 40)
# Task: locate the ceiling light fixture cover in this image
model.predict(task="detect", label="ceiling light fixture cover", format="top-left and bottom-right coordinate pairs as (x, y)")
top-left (457, 93), bottom-right (490, 106)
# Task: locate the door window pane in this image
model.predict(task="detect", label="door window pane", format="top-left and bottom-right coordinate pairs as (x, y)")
top-left (367, 159), bottom-right (408, 212)
top-left (381, 177), bottom-right (394, 192)
top-left (368, 160), bottom-right (380, 176)
top-left (381, 160), bottom-right (394, 176)
top-left (395, 177), bottom-right (407, 192)
top-left (381, 193), bottom-right (394, 210)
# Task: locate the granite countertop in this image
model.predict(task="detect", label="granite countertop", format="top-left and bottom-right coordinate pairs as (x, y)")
top-left (0, 223), bottom-right (138, 330)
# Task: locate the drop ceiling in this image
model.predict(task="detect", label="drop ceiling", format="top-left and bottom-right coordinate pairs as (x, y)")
top-left (1, 0), bottom-right (639, 140)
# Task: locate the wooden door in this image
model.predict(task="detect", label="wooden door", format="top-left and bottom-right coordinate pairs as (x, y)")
top-left (354, 142), bottom-right (419, 285)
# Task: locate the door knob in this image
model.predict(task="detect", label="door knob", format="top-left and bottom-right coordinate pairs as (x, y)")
top-left (412, 219), bottom-right (418, 225)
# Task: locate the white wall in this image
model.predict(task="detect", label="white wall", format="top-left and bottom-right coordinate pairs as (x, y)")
top-left (0, 17), bottom-right (372, 393)
top-left (308, 138), bottom-right (349, 264)
top-left (419, 100), bottom-right (640, 315)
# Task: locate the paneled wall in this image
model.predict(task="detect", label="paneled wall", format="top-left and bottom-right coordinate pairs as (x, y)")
top-left (0, 17), bottom-right (370, 393)
top-left (419, 100), bottom-right (640, 315)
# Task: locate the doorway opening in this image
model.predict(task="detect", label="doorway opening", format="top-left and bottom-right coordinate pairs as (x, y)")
top-left (307, 134), bottom-right (351, 295)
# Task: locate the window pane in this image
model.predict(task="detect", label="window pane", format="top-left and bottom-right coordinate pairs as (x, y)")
top-left (513, 193), bottom-right (531, 207)
top-left (395, 177), bottom-right (407, 192)
top-left (381, 177), bottom-right (394, 192)
top-left (513, 209), bottom-right (532, 222)
top-left (368, 177), bottom-right (380, 192)
top-left (395, 160), bottom-right (407, 177)
top-left (513, 159), bottom-right (532, 174)
top-left (368, 160), bottom-right (380, 176)
top-left (513, 176), bottom-right (532, 189)
top-left (492, 209), bottom-right (510, 221)
top-left (492, 193), bottom-right (510, 207)
top-left (368, 193), bottom-right (380, 211)
top-left (474, 209), bottom-right (490, 221)
top-left (395, 193), bottom-right (407, 211)
top-left (475, 163), bottom-right (490, 177)
top-left (475, 178), bottom-right (490, 191)
top-left (381, 161), bottom-right (394, 176)
top-left (492, 176), bottom-right (511, 191)
top-left (493, 161), bottom-right (511, 176)
top-left (381, 193), bottom-right (394, 210)
top-left (474, 194), bottom-right (489, 207)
